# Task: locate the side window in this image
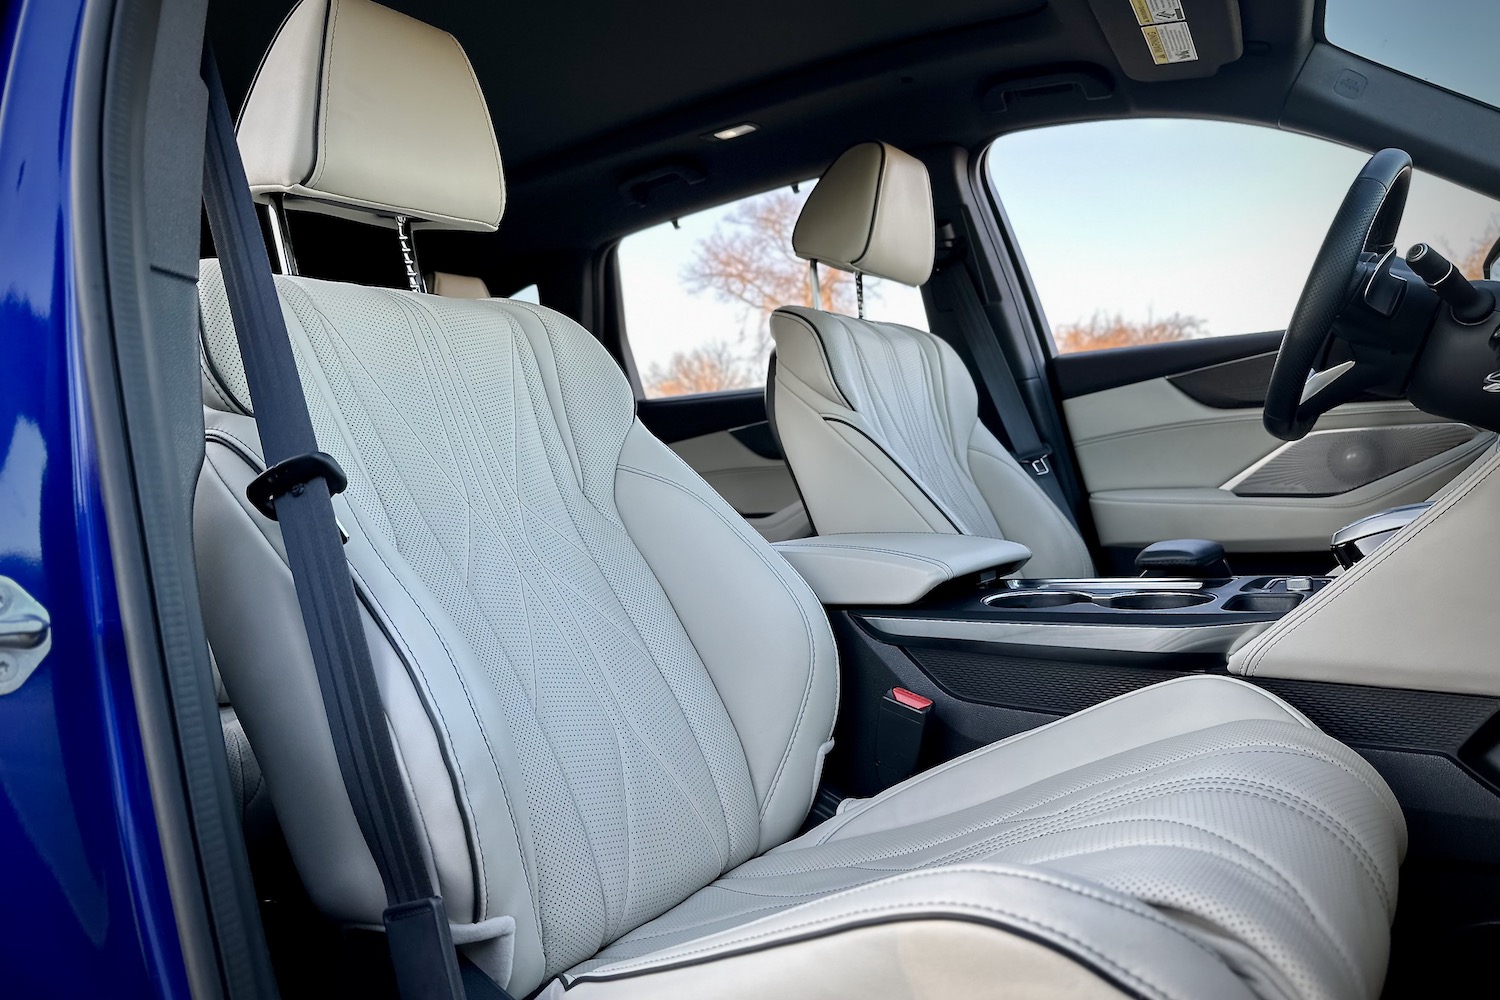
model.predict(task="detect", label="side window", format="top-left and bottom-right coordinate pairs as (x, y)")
top-left (618, 184), bottom-right (928, 398)
top-left (986, 119), bottom-right (1500, 355)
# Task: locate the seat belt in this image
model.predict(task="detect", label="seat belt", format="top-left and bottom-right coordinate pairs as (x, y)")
top-left (200, 49), bottom-right (491, 1000)
top-left (928, 259), bottom-right (1077, 526)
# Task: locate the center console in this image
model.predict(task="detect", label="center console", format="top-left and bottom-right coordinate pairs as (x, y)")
top-left (859, 573), bottom-right (1331, 660)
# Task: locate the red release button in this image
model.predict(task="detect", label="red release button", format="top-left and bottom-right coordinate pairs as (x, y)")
top-left (891, 687), bottom-right (932, 711)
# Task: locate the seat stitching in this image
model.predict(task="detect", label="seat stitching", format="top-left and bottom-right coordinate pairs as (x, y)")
top-left (616, 464), bottom-right (825, 824)
top-left (401, 296), bottom-right (739, 927)
top-left (929, 775), bottom-right (1393, 911)
top-left (588, 865), bottom-right (1228, 991)
top-left (810, 720), bottom-right (1324, 844)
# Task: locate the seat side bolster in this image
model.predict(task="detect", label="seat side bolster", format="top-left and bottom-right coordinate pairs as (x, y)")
top-left (614, 422), bottom-right (839, 853)
top-left (198, 411), bottom-right (545, 988)
top-left (967, 426), bottom-right (1094, 577)
top-left (554, 865), bottom-right (1256, 1000)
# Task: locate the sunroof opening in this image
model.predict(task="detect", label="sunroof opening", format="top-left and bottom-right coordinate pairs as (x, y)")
top-left (1325, 0), bottom-right (1500, 111)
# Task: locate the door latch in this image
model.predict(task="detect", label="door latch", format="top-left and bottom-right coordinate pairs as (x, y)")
top-left (0, 576), bottom-right (51, 696)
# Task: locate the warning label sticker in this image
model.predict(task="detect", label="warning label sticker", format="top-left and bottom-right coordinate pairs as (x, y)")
top-left (1129, 0), bottom-right (1186, 24)
top-left (1142, 20), bottom-right (1199, 64)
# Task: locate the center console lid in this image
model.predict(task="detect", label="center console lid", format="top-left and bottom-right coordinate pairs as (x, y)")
top-left (774, 533), bottom-right (1031, 606)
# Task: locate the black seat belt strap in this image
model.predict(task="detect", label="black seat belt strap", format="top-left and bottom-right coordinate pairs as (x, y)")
top-left (201, 49), bottom-right (478, 1000)
top-left (929, 261), bottom-right (1076, 525)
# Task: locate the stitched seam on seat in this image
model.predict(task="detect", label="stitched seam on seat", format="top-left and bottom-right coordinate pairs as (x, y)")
top-left (778, 310), bottom-right (852, 408)
top-left (291, 293), bottom-right (556, 939)
top-left (616, 464), bottom-right (826, 824)
top-left (588, 865), bottom-right (1226, 992)
top-left (399, 297), bottom-right (748, 931)
top-left (307, 0), bottom-right (339, 190)
top-left (809, 713), bottom-right (1315, 844)
top-left (754, 744), bottom-right (1393, 922)
top-left (1006, 821), bottom-right (1366, 992)
top-left (934, 766), bottom-right (1393, 907)
top-left (589, 901), bottom-right (1177, 998)
top-left (823, 417), bottom-right (964, 531)
top-left (928, 773), bottom-right (1392, 913)
top-left (817, 740), bottom-right (1394, 887)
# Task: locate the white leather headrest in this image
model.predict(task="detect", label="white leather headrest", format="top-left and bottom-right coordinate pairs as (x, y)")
top-left (793, 142), bottom-right (934, 287)
top-left (238, 0), bottom-right (504, 232)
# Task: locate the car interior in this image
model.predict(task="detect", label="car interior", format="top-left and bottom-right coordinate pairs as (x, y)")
top-left (61, 0), bottom-right (1500, 996)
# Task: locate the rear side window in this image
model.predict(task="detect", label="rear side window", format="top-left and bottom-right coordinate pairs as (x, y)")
top-left (619, 184), bottom-right (928, 398)
top-left (986, 119), bottom-right (1500, 355)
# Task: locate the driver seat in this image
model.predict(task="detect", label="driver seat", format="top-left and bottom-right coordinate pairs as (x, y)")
top-left (769, 142), bottom-right (1095, 576)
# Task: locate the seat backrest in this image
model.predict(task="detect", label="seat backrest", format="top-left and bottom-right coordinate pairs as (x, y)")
top-left (195, 2), bottom-right (836, 993)
top-left (770, 143), bottom-right (1093, 577)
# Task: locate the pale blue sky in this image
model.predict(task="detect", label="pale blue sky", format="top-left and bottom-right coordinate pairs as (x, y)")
top-left (619, 118), bottom-right (1500, 390)
top-left (989, 119), bottom-right (1499, 344)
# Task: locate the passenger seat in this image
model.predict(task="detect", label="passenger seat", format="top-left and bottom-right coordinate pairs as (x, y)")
top-left (196, 3), bottom-right (1406, 997)
top-left (769, 142), bottom-right (1095, 576)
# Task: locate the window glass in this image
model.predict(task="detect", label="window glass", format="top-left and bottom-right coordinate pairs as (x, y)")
top-left (510, 283), bottom-right (540, 304)
top-left (619, 183), bottom-right (928, 398)
top-left (987, 119), bottom-right (1500, 355)
top-left (1326, 0), bottom-right (1500, 111)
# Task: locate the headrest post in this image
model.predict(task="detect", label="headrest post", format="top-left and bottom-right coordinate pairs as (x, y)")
top-left (395, 215), bottom-right (427, 294)
top-left (265, 194), bottom-right (299, 276)
top-left (856, 274), bottom-right (865, 319)
top-left (809, 261), bottom-right (823, 311)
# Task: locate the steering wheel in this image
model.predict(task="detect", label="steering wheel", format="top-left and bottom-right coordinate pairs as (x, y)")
top-left (1263, 148), bottom-right (1412, 440)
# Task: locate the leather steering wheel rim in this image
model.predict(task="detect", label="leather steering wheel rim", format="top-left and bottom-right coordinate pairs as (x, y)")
top-left (1263, 148), bottom-right (1412, 441)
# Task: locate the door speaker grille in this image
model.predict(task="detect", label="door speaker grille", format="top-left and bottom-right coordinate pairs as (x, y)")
top-left (1225, 423), bottom-right (1481, 497)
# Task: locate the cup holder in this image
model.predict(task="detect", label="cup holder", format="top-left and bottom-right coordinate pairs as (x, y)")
top-left (1094, 592), bottom-right (1214, 610)
top-left (984, 591), bottom-right (1093, 609)
top-left (1223, 593), bottom-right (1303, 614)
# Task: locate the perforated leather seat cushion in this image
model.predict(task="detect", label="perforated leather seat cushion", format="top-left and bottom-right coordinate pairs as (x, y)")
top-left (570, 678), bottom-right (1403, 1000)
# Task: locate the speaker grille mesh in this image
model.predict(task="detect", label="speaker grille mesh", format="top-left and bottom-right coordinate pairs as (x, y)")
top-left (1228, 423), bottom-right (1480, 497)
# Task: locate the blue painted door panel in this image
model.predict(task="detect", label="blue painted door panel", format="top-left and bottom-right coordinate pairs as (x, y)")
top-left (0, 1), bottom-right (190, 995)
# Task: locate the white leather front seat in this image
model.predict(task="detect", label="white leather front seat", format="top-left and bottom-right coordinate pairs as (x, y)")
top-left (196, 3), bottom-right (1406, 997)
top-left (770, 142), bottom-right (1096, 576)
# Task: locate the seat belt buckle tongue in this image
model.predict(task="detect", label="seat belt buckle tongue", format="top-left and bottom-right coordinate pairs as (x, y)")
top-left (383, 896), bottom-right (466, 1000)
top-left (246, 451), bottom-right (349, 520)
top-left (875, 688), bottom-right (932, 788)
top-left (1018, 446), bottom-right (1053, 477)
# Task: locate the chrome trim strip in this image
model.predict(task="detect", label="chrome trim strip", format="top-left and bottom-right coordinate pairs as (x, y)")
top-left (862, 616), bottom-right (1272, 655)
top-left (1000, 577), bottom-right (1205, 592)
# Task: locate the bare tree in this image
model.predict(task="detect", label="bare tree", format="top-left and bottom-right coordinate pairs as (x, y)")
top-left (1053, 311), bottom-right (1206, 355)
top-left (682, 190), bottom-right (858, 358)
top-left (1448, 215), bottom-right (1500, 281)
top-left (643, 341), bottom-right (754, 398)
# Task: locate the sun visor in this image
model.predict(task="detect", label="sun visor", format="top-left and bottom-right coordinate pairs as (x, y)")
top-left (1085, 0), bottom-right (1243, 81)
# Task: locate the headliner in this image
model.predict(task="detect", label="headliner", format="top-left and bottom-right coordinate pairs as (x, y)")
top-left (209, 1), bottom-right (1317, 263)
